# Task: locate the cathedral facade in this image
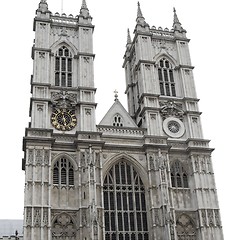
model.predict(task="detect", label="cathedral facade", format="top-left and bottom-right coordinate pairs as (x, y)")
top-left (22, 1), bottom-right (224, 240)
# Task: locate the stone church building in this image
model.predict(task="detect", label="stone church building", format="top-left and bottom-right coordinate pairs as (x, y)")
top-left (21, 0), bottom-right (224, 239)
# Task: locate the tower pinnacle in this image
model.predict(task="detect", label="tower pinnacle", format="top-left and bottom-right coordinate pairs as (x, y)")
top-left (172, 7), bottom-right (186, 33)
top-left (137, 2), bottom-right (144, 19)
top-left (127, 29), bottom-right (132, 45)
top-left (81, 0), bottom-right (88, 10)
top-left (36, 0), bottom-right (51, 16)
top-left (135, 2), bottom-right (149, 32)
top-left (79, 0), bottom-right (92, 23)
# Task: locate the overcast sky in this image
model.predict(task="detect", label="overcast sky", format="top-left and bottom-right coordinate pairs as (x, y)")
top-left (0, 0), bottom-right (239, 239)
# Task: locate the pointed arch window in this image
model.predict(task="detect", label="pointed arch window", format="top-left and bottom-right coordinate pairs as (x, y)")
top-left (103, 161), bottom-right (149, 240)
top-left (55, 46), bottom-right (73, 87)
top-left (53, 157), bottom-right (74, 186)
top-left (112, 114), bottom-right (124, 127)
top-left (158, 58), bottom-right (176, 97)
top-left (176, 214), bottom-right (196, 240)
top-left (170, 161), bottom-right (189, 188)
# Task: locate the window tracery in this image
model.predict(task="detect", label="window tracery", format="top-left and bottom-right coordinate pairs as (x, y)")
top-left (53, 157), bottom-right (74, 186)
top-left (103, 161), bottom-right (149, 240)
top-left (158, 58), bottom-right (176, 97)
top-left (176, 214), bottom-right (196, 240)
top-left (55, 46), bottom-right (73, 87)
top-left (170, 161), bottom-right (188, 188)
top-left (52, 213), bottom-right (76, 239)
top-left (113, 114), bottom-right (124, 127)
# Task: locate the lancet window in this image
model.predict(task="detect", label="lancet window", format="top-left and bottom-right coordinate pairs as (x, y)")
top-left (53, 157), bottom-right (74, 186)
top-left (158, 58), bottom-right (176, 97)
top-left (113, 114), bottom-right (124, 127)
top-left (170, 160), bottom-right (188, 188)
top-left (103, 161), bottom-right (149, 240)
top-left (55, 46), bottom-right (73, 87)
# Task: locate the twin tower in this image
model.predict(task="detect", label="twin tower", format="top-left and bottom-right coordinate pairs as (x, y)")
top-left (22, 1), bottom-right (224, 240)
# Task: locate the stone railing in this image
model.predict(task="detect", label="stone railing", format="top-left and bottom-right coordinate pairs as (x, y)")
top-left (97, 126), bottom-right (144, 137)
top-left (51, 14), bottom-right (78, 25)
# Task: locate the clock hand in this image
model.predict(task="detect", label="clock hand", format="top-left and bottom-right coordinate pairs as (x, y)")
top-left (62, 113), bottom-right (67, 126)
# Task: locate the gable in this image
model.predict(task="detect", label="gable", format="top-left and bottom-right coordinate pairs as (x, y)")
top-left (98, 100), bottom-right (138, 128)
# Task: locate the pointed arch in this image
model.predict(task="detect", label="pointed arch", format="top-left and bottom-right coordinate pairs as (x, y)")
top-left (50, 39), bottom-right (78, 56)
top-left (52, 212), bottom-right (76, 238)
top-left (176, 214), bottom-right (196, 240)
top-left (103, 159), bottom-right (149, 240)
top-left (154, 49), bottom-right (177, 67)
top-left (52, 152), bottom-right (77, 170)
top-left (170, 160), bottom-right (189, 188)
top-left (154, 51), bottom-right (177, 97)
top-left (52, 153), bottom-right (77, 186)
top-left (103, 152), bottom-right (149, 189)
top-left (51, 40), bottom-right (77, 88)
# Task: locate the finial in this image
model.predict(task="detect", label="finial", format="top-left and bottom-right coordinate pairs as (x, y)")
top-left (137, 2), bottom-right (143, 18)
top-left (81, 0), bottom-right (88, 10)
top-left (114, 90), bottom-right (119, 101)
top-left (172, 7), bottom-right (186, 33)
top-left (127, 28), bottom-right (132, 45)
top-left (173, 7), bottom-right (180, 24)
top-left (79, 0), bottom-right (92, 23)
top-left (37, 0), bottom-right (51, 15)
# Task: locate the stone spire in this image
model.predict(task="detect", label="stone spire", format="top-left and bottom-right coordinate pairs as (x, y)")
top-left (79, 0), bottom-right (92, 24)
top-left (81, 0), bottom-right (88, 10)
top-left (127, 28), bottom-right (132, 46)
top-left (172, 7), bottom-right (186, 33)
top-left (137, 1), bottom-right (144, 19)
top-left (135, 2), bottom-right (149, 32)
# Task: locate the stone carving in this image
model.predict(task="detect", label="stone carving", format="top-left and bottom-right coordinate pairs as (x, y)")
top-left (51, 90), bottom-right (77, 109)
top-left (26, 208), bottom-right (32, 226)
top-left (28, 149), bottom-right (34, 164)
top-left (33, 208), bottom-right (41, 227)
top-left (81, 152), bottom-right (86, 167)
top-left (82, 208), bottom-right (87, 226)
top-left (160, 100), bottom-right (184, 120)
top-left (35, 149), bottom-right (43, 165)
top-left (44, 150), bottom-right (50, 164)
top-left (149, 156), bottom-right (155, 170)
top-left (43, 208), bottom-right (48, 226)
top-left (38, 52), bottom-right (45, 59)
top-left (214, 209), bottom-right (221, 227)
top-left (208, 209), bottom-right (214, 227)
top-left (201, 209), bottom-right (207, 226)
top-left (52, 213), bottom-right (76, 237)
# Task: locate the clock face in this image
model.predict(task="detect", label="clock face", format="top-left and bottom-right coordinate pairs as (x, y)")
top-left (51, 108), bottom-right (77, 131)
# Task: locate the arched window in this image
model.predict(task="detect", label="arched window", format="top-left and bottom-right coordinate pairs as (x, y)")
top-left (52, 213), bottom-right (76, 239)
top-left (158, 58), bottom-right (176, 97)
top-left (112, 114), bottom-right (123, 127)
top-left (55, 46), bottom-right (73, 87)
top-left (176, 214), bottom-right (196, 240)
top-left (170, 161), bottom-right (189, 188)
top-left (53, 157), bottom-right (74, 186)
top-left (103, 161), bottom-right (149, 240)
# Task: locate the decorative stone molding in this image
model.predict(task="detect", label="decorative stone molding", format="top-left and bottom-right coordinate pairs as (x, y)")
top-left (160, 100), bottom-right (184, 120)
top-left (51, 90), bottom-right (77, 109)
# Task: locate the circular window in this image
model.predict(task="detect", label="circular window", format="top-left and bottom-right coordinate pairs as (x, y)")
top-left (163, 117), bottom-right (185, 138)
top-left (168, 121), bottom-right (180, 133)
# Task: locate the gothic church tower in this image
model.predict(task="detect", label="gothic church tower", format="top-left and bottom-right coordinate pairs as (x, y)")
top-left (22, 1), bottom-right (224, 240)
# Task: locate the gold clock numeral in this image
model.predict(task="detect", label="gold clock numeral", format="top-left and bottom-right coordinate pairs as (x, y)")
top-left (51, 108), bottom-right (77, 131)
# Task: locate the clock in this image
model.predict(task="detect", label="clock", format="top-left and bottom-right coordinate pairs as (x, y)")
top-left (51, 108), bottom-right (77, 131)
